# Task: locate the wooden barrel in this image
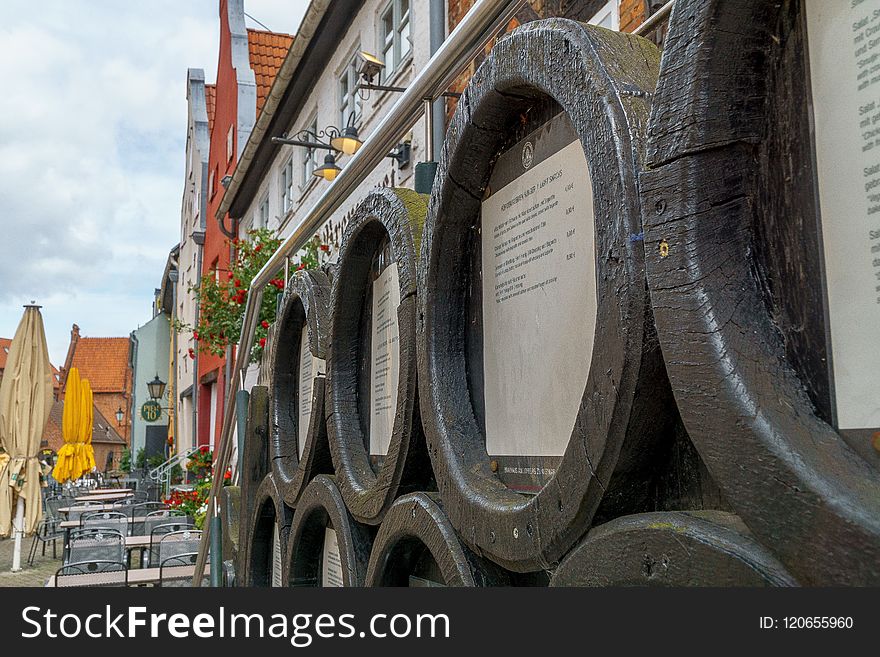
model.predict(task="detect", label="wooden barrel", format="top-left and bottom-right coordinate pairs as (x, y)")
top-left (242, 473), bottom-right (293, 587)
top-left (640, 0), bottom-right (880, 584)
top-left (417, 19), bottom-right (664, 571)
top-left (326, 187), bottom-right (434, 525)
top-left (219, 485), bottom-right (240, 585)
top-left (365, 493), bottom-right (509, 587)
top-left (550, 512), bottom-right (797, 587)
top-left (237, 385), bottom-right (269, 580)
top-left (284, 475), bottom-right (374, 587)
top-left (266, 269), bottom-right (334, 507)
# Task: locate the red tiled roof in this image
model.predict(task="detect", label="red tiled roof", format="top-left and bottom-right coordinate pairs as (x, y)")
top-left (1, 336), bottom-right (61, 391)
top-left (205, 83), bottom-right (216, 135)
top-left (69, 337), bottom-right (131, 393)
top-left (247, 29), bottom-right (294, 117)
top-left (0, 337), bottom-right (11, 372)
top-left (43, 400), bottom-right (125, 447)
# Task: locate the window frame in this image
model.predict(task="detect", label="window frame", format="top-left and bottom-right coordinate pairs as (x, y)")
top-left (380, 0), bottom-right (411, 82)
top-left (280, 156), bottom-right (295, 214)
top-left (339, 49), bottom-right (363, 128)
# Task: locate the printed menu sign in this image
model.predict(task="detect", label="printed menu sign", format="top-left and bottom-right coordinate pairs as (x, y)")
top-left (481, 112), bottom-right (596, 471)
top-left (805, 0), bottom-right (880, 437)
top-left (369, 262), bottom-right (401, 457)
top-left (321, 527), bottom-right (343, 587)
top-left (297, 324), bottom-right (325, 459)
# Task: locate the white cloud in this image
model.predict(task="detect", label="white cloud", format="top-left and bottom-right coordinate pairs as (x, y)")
top-left (0, 0), bottom-right (308, 365)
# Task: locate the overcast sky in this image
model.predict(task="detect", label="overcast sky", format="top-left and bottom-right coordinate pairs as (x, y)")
top-left (0, 0), bottom-right (309, 366)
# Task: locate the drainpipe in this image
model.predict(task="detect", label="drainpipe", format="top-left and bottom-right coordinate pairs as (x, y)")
top-left (430, 0), bottom-right (447, 159)
top-left (192, 229), bottom-right (205, 462)
top-left (416, 0), bottom-right (448, 194)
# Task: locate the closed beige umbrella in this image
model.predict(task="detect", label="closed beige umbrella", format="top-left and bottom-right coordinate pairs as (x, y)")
top-left (0, 305), bottom-right (54, 571)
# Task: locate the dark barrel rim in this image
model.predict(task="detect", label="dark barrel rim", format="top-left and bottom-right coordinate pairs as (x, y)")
top-left (326, 187), bottom-right (429, 524)
top-left (417, 19), bottom-right (660, 571)
top-left (550, 511), bottom-right (798, 587)
top-left (641, 0), bottom-right (880, 584)
top-left (283, 474), bottom-right (373, 587)
top-left (267, 269), bottom-right (333, 507)
top-left (243, 473), bottom-right (293, 587)
top-left (365, 492), bottom-right (509, 587)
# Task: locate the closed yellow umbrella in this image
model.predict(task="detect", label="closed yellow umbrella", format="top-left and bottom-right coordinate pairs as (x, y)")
top-left (0, 305), bottom-right (54, 570)
top-left (53, 367), bottom-right (85, 483)
top-left (79, 379), bottom-right (95, 474)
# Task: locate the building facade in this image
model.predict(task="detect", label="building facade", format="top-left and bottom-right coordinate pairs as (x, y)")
top-left (175, 69), bottom-right (213, 458)
top-left (129, 291), bottom-right (172, 463)
top-left (186, 0), bottom-right (292, 449)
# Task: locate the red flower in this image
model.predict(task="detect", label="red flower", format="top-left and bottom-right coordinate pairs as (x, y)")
top-left (227, 272), bottom-right (234, 279)
top-left (224, 469), bottom-right (232, 480)
top-left (296, 263), bottom-right (306, 271)
top-left (254, 244), bottom-right (262, 252)
top-left (261, 320), bottom-right (269, 329)
top-left (188, 348), bottom-right (195, 359)
top-left (319, 244), bottom-right (329, 252)
top-left (193, 331), bottom-right (199, 341)
top-left (233, 279), bottom-right (241, 288)
top-left (200, 445), bottom-right (209, 454)
top-left (259, 337), bottom-right (267, 348)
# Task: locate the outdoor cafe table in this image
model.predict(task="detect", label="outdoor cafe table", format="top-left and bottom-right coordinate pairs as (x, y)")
top-left (58, 502), bottom-right (128, 516)
top-left (60, 516), bottom-right (150, 531)
top-left (87, 488), bottom-right (133, 494)
top-left (44, 564), bottom-right (206, 587)
top-left (73, 492), bottom-right (134, 503)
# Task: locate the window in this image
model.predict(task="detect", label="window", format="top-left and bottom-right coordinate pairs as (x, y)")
top-left (281, 157), bottom-right (295, 214)
top-left (339, 52), bottom-right (362, 127)
top-left (208, 167), bottom-right (217, 199)
top-left (589, 0), bottom-right (620, 30)
top-left (255, 195), bottom-right (269, 229)
top-left (300, 117), bottom-right (319, 189)
top-left (226, 125), bottom-right (235, 162)
top-left (381, 0), bottom-right (411, 80)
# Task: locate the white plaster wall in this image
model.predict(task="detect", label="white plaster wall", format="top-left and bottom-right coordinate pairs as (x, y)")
top-left (239, 0), bottom-right (432, 255)
top-left (175, 69), bottom-right (211, 456)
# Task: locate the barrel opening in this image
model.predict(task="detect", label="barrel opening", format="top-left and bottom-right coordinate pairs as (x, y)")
top-left (334, 218), bottom-right (394, 477)
top-left (271, 295), bottom-right (308, 480)
top-left (374, 536), bottom-right (445, 587)
top-left (286, 507), bottom-right (331, 587)
top-left (248, 494), bottom-right (278, 588)
top-left (436, 86), bottom-right (593, 496)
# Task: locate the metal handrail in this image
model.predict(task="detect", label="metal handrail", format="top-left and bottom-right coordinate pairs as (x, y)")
top-left (191, 0), bottom-right (529, 584)
top-left (633, 0), bottom-right (673, 37)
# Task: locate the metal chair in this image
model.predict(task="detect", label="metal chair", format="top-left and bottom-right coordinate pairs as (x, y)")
top-left (27, 495), bottom-right (64, 564)
top-left (65, 528), bottom-right (125, 566)
top-left (54, 560), bottom-right (128, 587)
top-left (80, 510), bottom-right (129, 536)
top-left (134, 509), bottom-right (185, 537)
top-left (158, 552), bottom-right (209, 587)
top-left (150, 527), bottom-right (201, 568)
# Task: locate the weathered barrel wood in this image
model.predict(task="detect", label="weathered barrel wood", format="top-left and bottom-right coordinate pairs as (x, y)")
top-left (417, 19), bottom-right (663, 571)
top-left (237, 385), bottom-right (269, 580)
top-left (220, 485), bottom-right (240, 585)
top-left (550, 511), bottom-right (797, 587)
top-left (641, 0), bottom-right (880, 584)
top-left (266, 270), bottom-right (334, 507)
top-left (327, 187), bottom-right (434, 525)
top-left (284, 475), bottom-right (374, 587)
top-left (242, 472), bottom-right (293, 587)
top-left (365, 493), bottom-right (509, 587)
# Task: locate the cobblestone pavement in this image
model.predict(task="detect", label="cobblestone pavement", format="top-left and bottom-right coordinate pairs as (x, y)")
top-left (0, 535), bottom-right (62, 587)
